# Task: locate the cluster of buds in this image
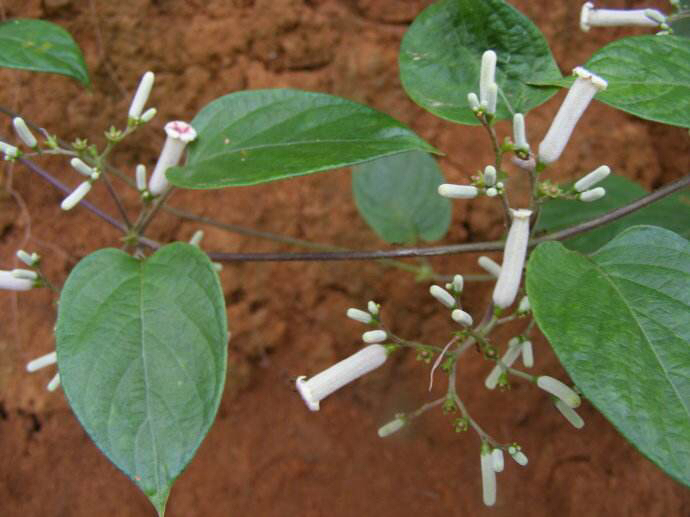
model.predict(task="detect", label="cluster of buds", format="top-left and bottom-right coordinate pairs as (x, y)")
top-left (429, 276), bottom-right (474, 327)
top-left (574, 164), bottom-right (610, 202)
top-left (580, 2), bottom-right (668, 32)
top-left (127, 71), bottom-right (157, 125)
top-left (468, 50), bottom-right (499, 116)
top-left (60, 157), bottom-right (104, 211)
top-left (537, 375), bottom-right (584, 429)
top-left (437, 165), bottom-right (505, 201)
top-left (480, 441), bottom-right (528, 506)
top-left (0, 249), bottom-right (42, 291)
top-left (26, 350), bottom-right (60, 392)
top-left (346, 300), bottom-right (380, 325)
top-left (485, 336), bottom-right (534, 389)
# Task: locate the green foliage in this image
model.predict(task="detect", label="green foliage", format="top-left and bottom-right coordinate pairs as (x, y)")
top-left (669, 11), bottom-right (690, 37)
top-left (352, 151), bottom-right (451, 244)
top-left (0, 19), bottom-right (89, 85)
top-left (166, 89), bottom-right (435, 189)
top-left (399, 0), bottom-right (561, 125)
top-left (527, 226), bottom-right (690, 487)
top-left (536, 175), bottom-right (690, 253)
top-left (55, 244), bottom-right (228, 516)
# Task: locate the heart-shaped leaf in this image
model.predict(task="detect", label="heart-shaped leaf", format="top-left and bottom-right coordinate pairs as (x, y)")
top-left (352, 151), bottom-right (451, 244)
top-left (55, 243), bottom-right (228, 515)
top-left (166, 89), bottom-right (436, 189)
top-left (0, 19), bottom-right (89, 85)
top-left (527, 226), bottom-right (690, 486)
top-left (399, 0), bottom-right (561, 125)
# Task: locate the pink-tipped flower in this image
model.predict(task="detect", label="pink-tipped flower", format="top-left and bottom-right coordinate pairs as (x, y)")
top-left (438, 184), bottom-right (479, 199)
top-left (0, 270), bottom-right (34, 291)
top-left (537, 375), bottom-right (581, 408)
top-left (296, 344), bottom-right (388, 411)
top-left (538, 67), bottom-right (607, 165)
top-left (128, 71), bottom-right (155, 120)
top-left (479, 50), bottom-right (497, 107)
top-left (12, 117), bottom-right (37, 148)
top-left (148, 121), bottom-right (197, 196)
top-left (480, 445), bottom-right (497, 506)
top-left (580, 2), bottom-right (665, 32)
top-left (493, 209), bottom-right (532, 309)
top-left (60, 181), bottom-right (92, 211)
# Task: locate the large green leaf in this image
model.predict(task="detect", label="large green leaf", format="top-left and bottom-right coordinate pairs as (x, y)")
top-left (527, 226), bottom-right (690, 486)
top-left (55, 244), bottom-right (228, 515)
top-left (166, 89), bottom-right (436, 189)
top-left (399, 0), bottom-right (561, 125)
top-left (352, 151), bottom-right (451, 244)
top-left (536, 175), bottom-right (690, 253)
top-left (669, 11), bottom-right (690, 38)
top-left (0, 19), bottom-right (89, 85)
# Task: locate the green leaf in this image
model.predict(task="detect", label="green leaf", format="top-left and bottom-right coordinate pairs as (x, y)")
top-left (352, 151), bottom-right (451, 244)
top-left (166, 89), bottom-right (436, 189)
top-left (669, 12), bottom-right (690, 38)
top-left (399, 0), bottom-right (561, 125)
top-left (527, 226), bottom-right (690, 486)
top-left (0, 19), bottom-right (89, 85)
top-left (543, 36), bottom-right (690, 128)
top-left (536, 175), bottom-right (690, 253)
top-left (55, 244), bottom-right (228, 515)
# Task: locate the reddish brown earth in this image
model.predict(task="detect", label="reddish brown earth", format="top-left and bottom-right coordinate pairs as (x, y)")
top-left (1, 0), bottom-right (689, 516)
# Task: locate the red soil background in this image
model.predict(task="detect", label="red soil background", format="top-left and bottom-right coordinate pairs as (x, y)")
top-left (1, 0), bottom-right (688, 516)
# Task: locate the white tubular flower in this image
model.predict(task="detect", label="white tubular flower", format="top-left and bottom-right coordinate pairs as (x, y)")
top-left (579, 187), bottom-right (606, 202)
top-left (128, 71), bottom-right (155, 119)
top-left (135, 164), bottom-right (147, 191)
top-left (16, 249), bottom-right (39, 267)
top-left (12, 117), bottom-right (37, 148)
top-left (538, 67), bottom-right (607, 165)
top-left (483, 165), bottom-right (496, 187)
top-left (480, 446), bottom-right (497, 507)
top-left (429, 285), bottom-right (455, 309)
top-left (438, 184), bottom-right (479, 199)
top-left (580, 2), bottom-right (665, 32)
top-left (148, 121), bottom-right (198, 196)
top-left (478, 256), bottom-right (502, 278)
top-left (452, 274), bottom-right (464, 292)
top-left (492, 448), bottom-right (505, 473)
top-left (0, 141), bottom-right (20, 159)
top-left (296, 344), bottom-right (388, 411)
top-left (140, 107), bottom-right (157, 123)
top-left (367, 300), bottom-right (380, 316)
top-left (347, 308), bottom-right (372, 324)
top-left (26, 351), bottom-right (57, 372)
top-left (189, 230), bottom-right (204, 247)
top-left (485, 338), bottom-right (523, 389)
top-left (486, 83), bottom-right (498, 115)
top-left (451, 309), bottom-right (473, 327)
top-left (11, 268), bottom-right (38, 280)
top-left (575, 165), bottom-right (610, 192)
top-left (479, 50), bottom-right (497, 107)
top-left (47, 373), bottom-right (61, 392)
top-left (468, 92), bottom-right (481, 112)
top-left (0, 270), bottom-right (33, 291)
top-left (70, 157), bottom-right (96, 177)
top-left (513, 113), bottom-right (530, 151)
top-left (555, 399), bottom-right (585, 429)
top-left (492, 209), bottom-right (532, 309)
top-left (508, 444), bottom-right (528, 466)
top-left (378, 417), bottom-right (406, 438)
top-left (362, 329), bottom-right (387, 344)
top-left (537, 375), bottom-right (581, 408)
top-left (519, 340), bottom-right (534, 368)
top-left (60, 181), bottom-right (92, 211)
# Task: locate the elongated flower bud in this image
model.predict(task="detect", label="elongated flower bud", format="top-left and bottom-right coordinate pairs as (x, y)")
top-left (13, 117), bottom-right (37, 148)
top-left (493, 209), bottom-right (532, 309)
top-left (555, 399), bottom-right (585, 429)
top-left (47, 373), bottom-right (61, 392)
top-left (148, 121), bottom-right (197, 196)
top-left (347, 308), bottom-right (372, 324)
top-left (478, 256), bottom-right (501, 278)
top-left (362, 329), bottom-right (387, 344)
top-left (537, 375), bottom-right (581, 408)
top-left (480, 446), bottom-right (497, 506)
top-left (430, 285), bottom-right (455, 309)
top-left (11, 268), bottom-right (37, 280)
top-left (483, 166), bottom-right (496, 187)
top-left (0, 270), bottom-right (33, 291)
top-left (492, 448), bottom-right (504, 472)
top-left (485, 338), bottom-right (523, 389)
top-left (486, 83), bottom-right (498, 115)
top-left (452, 274), bottom-right (464, 292)
top-left (508, 444), bottom-right (528, 466)
top-left (575, 165), bottom-right (610, 192)
top-left (378, 417), bottom-right (406, 437)
top-left (128, 71), bottom-right (155, 119)
top-left (468, 92), bottom-right (481, 112)
top-left (538, 67), bottom-right (607, 165)
top-left (579, 187), bottom-right (606, 202)
top-left (580, 2), bottom-right (665, 32)
top-left (451, 309), bottom-right (473, 327)
top-left (367, 300), bottom-right (379, 316)
top-left (140, 107), bottom-right (157, 123)
top-left (189, 230), bottom-right (204, 247)
top-left (61, 181), bottom-right (92, 210)
top-left (480, 50), bottom-right (497, 107)
top-left (438, 184), bottom-right (478, 199)
top-left (513, 113), bottom-right (529, 151)
top-left (70, 157), bottom-right (95, 177)
top-left (296, 344), bottom-right (388, 411)
top-left (27, 351), bottom-right (57, 372)
top-left (521, 340), bottom-right (534, 368)
top-left (136, 164), bottom-right (147, 191)
top-left (16, 249), bottom-right (38, 267)
top-left (0, 141), bottom-right (19, 159)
